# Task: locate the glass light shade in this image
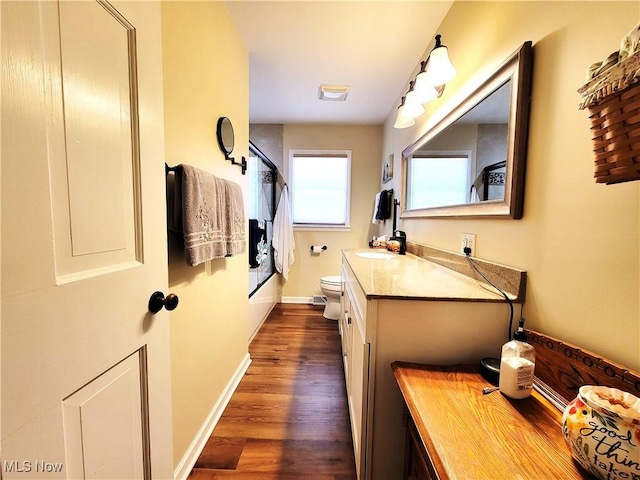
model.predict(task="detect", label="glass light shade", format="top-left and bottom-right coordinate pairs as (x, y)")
top-left (403, 90), bottom-right (425, 118)
top-left (414, 71), bottom-right (439, 104)
top-left (394, 105), bottom-right (415, 129)
top-left (423, 46), bottom-right (456, 87)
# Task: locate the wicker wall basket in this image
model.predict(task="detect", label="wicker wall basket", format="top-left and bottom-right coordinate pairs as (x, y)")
top-left (578, 51), bottom-right (640, 184)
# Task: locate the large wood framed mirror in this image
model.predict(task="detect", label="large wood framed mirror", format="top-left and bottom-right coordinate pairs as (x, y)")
top-left (401, 41), bottom-right (533, 219)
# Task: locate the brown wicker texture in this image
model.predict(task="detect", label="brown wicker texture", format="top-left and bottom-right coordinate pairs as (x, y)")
top-left (588, 81), bottom-right (640, 184)
top-left (579, 51), bottom-right (640, 184)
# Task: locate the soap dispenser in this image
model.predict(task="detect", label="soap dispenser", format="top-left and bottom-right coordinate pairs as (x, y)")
top-left (387, 230), bottom-right (406, 255)
top-left (498, 318), bottom-right (535, 399)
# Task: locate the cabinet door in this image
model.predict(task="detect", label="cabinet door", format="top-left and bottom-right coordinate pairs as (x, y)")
top-left (405, 419), bottom-right (435, 480)
top-left (349, 300), bottom-right (370, 479)
top-left (341, 283), bottom-right (352, 391)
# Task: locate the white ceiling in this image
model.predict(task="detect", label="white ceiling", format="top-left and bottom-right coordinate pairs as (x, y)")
top-left (225, 1), bottom-right (453, 125)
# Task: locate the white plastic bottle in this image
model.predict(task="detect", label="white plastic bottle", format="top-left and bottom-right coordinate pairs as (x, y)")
top-left (499, 318), bottom-right (535, 399)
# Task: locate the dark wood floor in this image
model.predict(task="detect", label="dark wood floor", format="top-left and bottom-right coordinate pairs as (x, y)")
top-left (189, 304), bottom-right (357, 480)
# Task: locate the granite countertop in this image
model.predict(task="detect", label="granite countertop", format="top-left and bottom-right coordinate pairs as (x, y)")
top-left (342, 248), bottom-right (520, 302)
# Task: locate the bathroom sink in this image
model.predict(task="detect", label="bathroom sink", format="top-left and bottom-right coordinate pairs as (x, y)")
top-left (356, 251), bottom-right (394, 259)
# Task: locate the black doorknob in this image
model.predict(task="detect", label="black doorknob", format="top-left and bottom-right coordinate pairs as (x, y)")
top-left (148, 291), bottom-right (179, 314)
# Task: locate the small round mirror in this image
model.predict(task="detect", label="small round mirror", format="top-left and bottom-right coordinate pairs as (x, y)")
top-left (216, 117), bottom-right (235, 158)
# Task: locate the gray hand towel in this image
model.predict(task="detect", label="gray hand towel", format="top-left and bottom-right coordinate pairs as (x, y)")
top-left (178, 165), bottom-right (246, 266)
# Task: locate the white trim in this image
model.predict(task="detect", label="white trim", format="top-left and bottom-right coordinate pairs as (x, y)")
top-left (173, 353), bottom-right (252, 480)
top-left (293, 225), bottom-right (351, 232)
top-left (281, 296), bottom-right (314, 304)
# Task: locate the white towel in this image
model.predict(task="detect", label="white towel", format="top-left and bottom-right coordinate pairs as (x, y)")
top-left (372, 192), bottom-right (382, 224)
top-left (273, 185), bottom-right (295, 280)
top-left (620, 21), bottom-right (640, 62)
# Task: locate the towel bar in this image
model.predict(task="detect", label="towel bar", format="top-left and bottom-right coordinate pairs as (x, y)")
top-left (166, 161), bottom-right (245, 176)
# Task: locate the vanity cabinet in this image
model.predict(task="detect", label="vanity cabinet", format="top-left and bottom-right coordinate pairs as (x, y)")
top-left (340, 262), bottom-right (370, 475)
top-left (339, 249), bottom-right (525, 480)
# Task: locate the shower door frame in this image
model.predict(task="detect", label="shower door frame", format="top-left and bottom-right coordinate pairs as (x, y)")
top-left (248, 141), bottom-right (277, 298)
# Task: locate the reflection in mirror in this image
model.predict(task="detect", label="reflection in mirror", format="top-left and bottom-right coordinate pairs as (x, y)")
top-left (406, 81), bottom-right (510, 209)
top-left (216, 117), bottom-right (235, 159)
top-left (401, 41), bottom-right (532, 219)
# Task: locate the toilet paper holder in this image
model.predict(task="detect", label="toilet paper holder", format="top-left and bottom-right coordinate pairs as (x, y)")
top-left (310, 245), bottom-right (327, 253)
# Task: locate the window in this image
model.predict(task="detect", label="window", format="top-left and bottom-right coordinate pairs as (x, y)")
top-left (406, 151), bottom-right (472, 210)
top-left (289, 150), bottom-right (351, 228)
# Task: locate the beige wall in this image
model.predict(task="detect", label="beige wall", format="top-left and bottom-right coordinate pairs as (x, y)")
top-left (282, 124), bottom-right (383, 299)
top-left (161, 2), bottom-right (250, 467)
top-left (382, 1), bottom-right (640, 369)
top-left (250, 124), bottom-right (284, 173)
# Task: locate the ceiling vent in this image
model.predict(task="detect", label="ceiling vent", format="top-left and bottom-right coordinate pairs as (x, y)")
top-left (318, 84), bottom-right (350, 102)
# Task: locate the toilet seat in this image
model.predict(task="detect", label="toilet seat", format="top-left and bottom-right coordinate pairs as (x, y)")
top-left (320, 275), bottom-right (341, 286)
top-left (320, 276), bottom-right (341, 292)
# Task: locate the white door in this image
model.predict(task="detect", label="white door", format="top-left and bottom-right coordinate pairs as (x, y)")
top-left (1, 1), bottom-right (173, 478)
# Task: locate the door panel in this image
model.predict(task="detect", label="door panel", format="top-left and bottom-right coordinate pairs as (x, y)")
top-left (1, 1), bottom-right (173, 478)
top-left (52, 0), bottom-right (142, 280)
top-left (60, 0), bottom-right (134, 258)
top-left (63, 351), bottom-right (147, 480)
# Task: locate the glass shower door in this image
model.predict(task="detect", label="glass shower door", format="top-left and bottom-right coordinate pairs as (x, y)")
top-left (247, 142), bottom-right (276, 296)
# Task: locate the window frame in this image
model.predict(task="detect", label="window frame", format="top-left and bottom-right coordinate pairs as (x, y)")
top-left (288, 149), bottom-right (352, 231)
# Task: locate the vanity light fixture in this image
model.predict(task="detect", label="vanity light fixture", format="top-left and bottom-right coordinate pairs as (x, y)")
top-left (393, 96), bottom-right (415, 129)
top-left (414, 60), bottom-right (440, 104)
top-left (318, 84), bottom-right (350, 101)
top-left (403, 81), bottom-right (426, 118)
top-left (394, 34), bottom-right (456, 129)
top-left (422, 34), bottom-right (457, 87)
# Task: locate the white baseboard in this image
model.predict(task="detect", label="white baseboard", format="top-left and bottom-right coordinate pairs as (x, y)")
top-left (174, 353), bottom-right (252, 480)
top-left (281, 296), bottom-right (313, 304)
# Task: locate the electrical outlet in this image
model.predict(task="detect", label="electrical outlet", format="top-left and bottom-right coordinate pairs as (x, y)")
top-left (461, 233), bottom-right (476, 256)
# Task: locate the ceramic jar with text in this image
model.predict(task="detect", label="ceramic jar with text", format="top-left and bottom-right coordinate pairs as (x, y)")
top-left (562, 385), bottom-right (640, 480)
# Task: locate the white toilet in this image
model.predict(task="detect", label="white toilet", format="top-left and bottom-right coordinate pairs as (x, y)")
top-left (320, 275), bottom-right (342, 320)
